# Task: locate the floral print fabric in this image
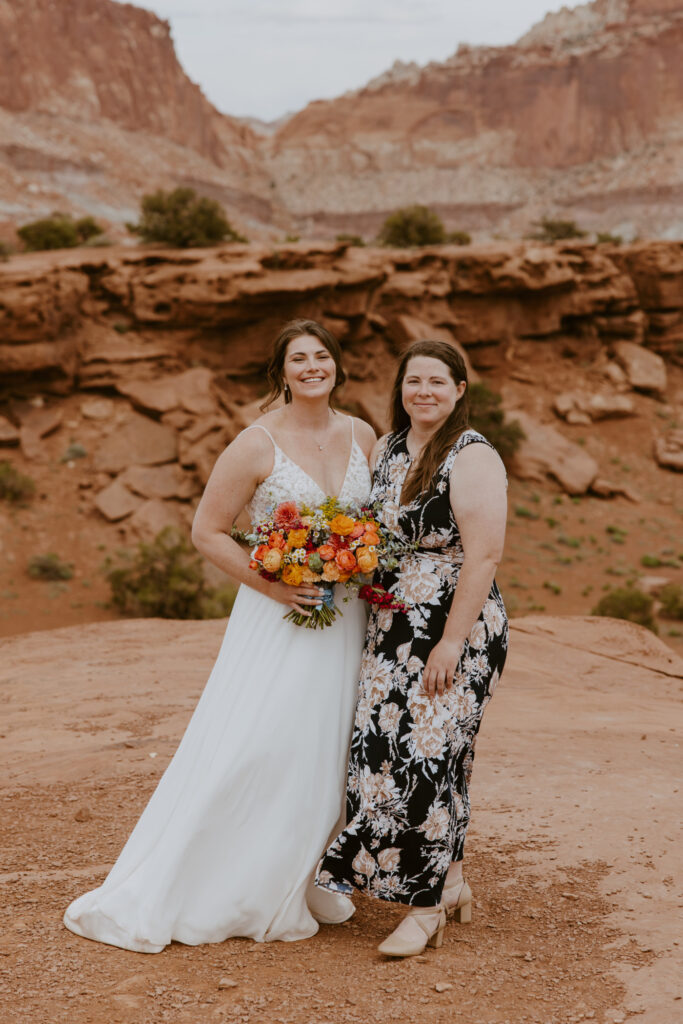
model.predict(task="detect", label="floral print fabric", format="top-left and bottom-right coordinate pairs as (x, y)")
top-left (316, 428), bottom-right (508, 906)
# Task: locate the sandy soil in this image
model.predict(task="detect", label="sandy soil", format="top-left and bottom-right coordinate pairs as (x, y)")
top-left (1, 614), bottom-right (681, 1024)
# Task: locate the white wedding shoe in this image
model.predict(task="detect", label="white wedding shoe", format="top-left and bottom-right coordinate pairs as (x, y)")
top-left (306, 882), bottom-right (355, 925)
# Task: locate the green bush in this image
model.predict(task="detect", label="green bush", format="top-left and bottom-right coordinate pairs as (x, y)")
top-left (0, 461), bottom-right (35, 503)
top-left (17, 212), bottom-right (104, 251)
top-left (28, 553), bottom-right (74, 581)
top-left (659, 583), bottom-right (683, 620)
top-left (0, 240), bottom-right (11, 261)
top-left (127, 187), bottom-right (247, 248)
top-left (336, 233), bottom-right (365, 247)
top-left (591, 587), bottom-right (658, 633)
top-left (468, 382), bottom-right (525, 465)
top-left (446, 230), bottom-right (472, 246)
top-left (106, 527), bottom-right (237, 619)
top-left (530, 218), bottom-right (587, 243)
top-left (378, 205), bottom-right (446, 247)
top-left (596, 231), bottom-right (622, 245)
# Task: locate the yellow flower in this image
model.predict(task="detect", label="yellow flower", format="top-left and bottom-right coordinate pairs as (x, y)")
top-left (356, 547), bottom-right (379, 573)
top-left (329, 514), bottom-right (355, 536)
top-left (281, 563), bottom-right (304, 586)
top-left (322, 562), bottom-right (341, 582)
top-left (286, 528), bottom-right (309, 550)
top-left (262, 548), bottom-right (282, 572)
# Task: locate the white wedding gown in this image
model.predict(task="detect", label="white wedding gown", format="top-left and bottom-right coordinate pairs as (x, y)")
top-left (63, 421), bottom-right (371, 951)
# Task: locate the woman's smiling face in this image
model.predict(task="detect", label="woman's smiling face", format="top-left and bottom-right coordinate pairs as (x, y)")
top-left (283, 334), bottom-right (336, 401)
top-left (401, 355), bottom-right (466, 431)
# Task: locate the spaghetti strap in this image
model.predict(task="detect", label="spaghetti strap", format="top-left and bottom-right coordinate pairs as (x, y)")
top-left (243, 423), bottom-right (277, 449)
top-left (349, 416), bottom-right (355, 443)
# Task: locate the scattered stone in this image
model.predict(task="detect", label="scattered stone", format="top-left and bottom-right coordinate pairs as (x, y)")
top-left (116, 377), bottom-right (179, 414)
top-left (81, 397), bottom-right (115, 420)
top-left (553, 390), bottom-right (635, 422)
top-left (161, 409), bottom-right (195, 431)
top-left (74, 806), bottom-right (92, 822)
top-left (510, 411), bottom-right (599, 495)
top-left (604, 361), bottom-right (627, 386)
top-left (218, 978), bottom-right (238, 990)
top-left (127, 498), bottom-right (182, 542)
top-left (94, 412), bottom-right (178, 473)
top-left (118, 464), bottom-right (196, 501)
top-left (15, 405), bottom-right (63, 438)
top-left (653, 429), bottom-right (683, 472)
top-left (434, 981), bottom-right (453, 992)
top-left (639, 575), bottom-right (673, 596)
top-left (95, 479), bottom-right (143, 521)
top-left (175, 367), bottom-right (217, 416)
top-left (612, 341), bottom-right (667, 396)
top-left (0, 415), bottom-right (19, 445)
top-left (590, 478), bottom-right (641, 502)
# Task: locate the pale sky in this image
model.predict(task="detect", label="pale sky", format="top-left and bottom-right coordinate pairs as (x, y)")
top-left (128, 0), bottom-right (586, 121)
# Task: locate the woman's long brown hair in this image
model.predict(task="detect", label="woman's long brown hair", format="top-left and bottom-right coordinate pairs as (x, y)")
top-left (260, 319), bottom-right (346, 411)
top-left (391, 340), bottom-right (470, 504)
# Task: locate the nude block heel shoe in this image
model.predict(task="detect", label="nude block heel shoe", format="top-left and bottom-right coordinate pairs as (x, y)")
top-left (443, 878), bottom-right (472, 923)
top-left (377, 905), bottom-right (447, 958)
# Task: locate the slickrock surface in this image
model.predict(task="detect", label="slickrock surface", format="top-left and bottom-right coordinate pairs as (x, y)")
top-left (0, 615), bottom-right (680, 1023)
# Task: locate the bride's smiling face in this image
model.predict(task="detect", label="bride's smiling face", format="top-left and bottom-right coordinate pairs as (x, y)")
top-left (283, 335), bottom-right (337, 402)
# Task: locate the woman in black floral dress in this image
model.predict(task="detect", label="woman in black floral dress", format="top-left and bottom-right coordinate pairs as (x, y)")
top-left (316, 340), bottom-right (508, 957)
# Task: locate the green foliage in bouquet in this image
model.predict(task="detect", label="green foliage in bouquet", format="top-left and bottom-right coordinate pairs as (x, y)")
top-left (106, 527), bottom-right (237, 619)
top-left (468, 383), bottom-right (525, 465)
top-left (127, 187), bottom-right (247, 248)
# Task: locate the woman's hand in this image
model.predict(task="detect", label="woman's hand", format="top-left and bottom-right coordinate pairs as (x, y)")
top-left (422, 638), bottom-right (465, 698)
top-left (268, 580), bottom-right (325, 617)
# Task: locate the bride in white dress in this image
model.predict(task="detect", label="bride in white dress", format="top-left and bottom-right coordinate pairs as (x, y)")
top-left (63, 320), bottom-right (376, 952)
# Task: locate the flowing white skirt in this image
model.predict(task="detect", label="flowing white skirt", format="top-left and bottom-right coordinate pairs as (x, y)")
top-left (63, 584), bottom-right (366, 952)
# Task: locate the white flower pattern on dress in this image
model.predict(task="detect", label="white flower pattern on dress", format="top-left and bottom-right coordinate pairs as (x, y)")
top-left (317, 428), bottom-right (508, 906)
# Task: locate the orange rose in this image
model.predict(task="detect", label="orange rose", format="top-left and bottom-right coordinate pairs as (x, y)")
top-left (349, 522), bottom-right (366, 540)
top-left (262, 548), bottom-right (283, 573)
top-left (329, 514), bottom-right (355, 536)
top-left (268, 532), bottom-right (286, 549)
top-left (249, 559), bottom-right (258, 570)
top-left (335, 549), bottom-right (357, 573)
top-left (281, 563), bottom-right (304, 586)
top-left (356, 547), bottom-right (379, 573)
top-left (363, 531), bottom-right (380, 546)
top-left (254, 544), bottom-right (269, 561)
top-left (286, 528), bottom-right (309, 550)
top-left (322, 562), bottom-right (341, 582)
top-left (318, 544), bottom-right (336, 561)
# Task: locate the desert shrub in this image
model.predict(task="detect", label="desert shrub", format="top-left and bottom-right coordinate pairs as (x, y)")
top-left (659, 583), bottom-right (683, 620)
top-left (61, 442), bottom-right (87, 462)
top-left (378, 205), bottom-right (446, 247)
top-left (336, 233), bottom-right (365, 246)
top-left (17, 212), bottom-right (104, 251)
top-left (0, 240), bottom-right (11, 261)
top-left (591, 587), bottom-right (658, 633)
top-left (530, 218), bottom-right (587, 243)
top-left (28, 553), bottom-right (74, 581)
top-left (446, 230), bottom-right (472, 246)
top-left (106, 526), bottom-right (237, 619)
top-left (0, 461), bottom-right (35, 503)
top-left (596, 231), bottom-right (622, 245)
top-left (127, 187), bottom-right (247, 248)
top-left (468, 382), bottom-right (525, 465)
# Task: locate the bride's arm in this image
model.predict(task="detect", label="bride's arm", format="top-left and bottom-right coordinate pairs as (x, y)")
top-left (191, 430), bottom-right (323, 615)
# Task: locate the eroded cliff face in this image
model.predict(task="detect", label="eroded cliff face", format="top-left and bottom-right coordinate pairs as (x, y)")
top-left (267, 0), bottom-right (683, 239)
top-left (0, 0), bottom-right (276, 235)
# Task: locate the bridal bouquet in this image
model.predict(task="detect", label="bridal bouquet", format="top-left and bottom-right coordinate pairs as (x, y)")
top-left (233, 498), bottom-right (408, 628)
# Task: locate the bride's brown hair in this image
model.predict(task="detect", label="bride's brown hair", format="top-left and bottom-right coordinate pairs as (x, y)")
top-left (261, 319), bottom-right (346, 411)
top-left (391, 340), bottom-right (470, 504)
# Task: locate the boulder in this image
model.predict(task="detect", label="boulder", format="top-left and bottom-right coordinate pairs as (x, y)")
top-left (127, 499), bottom-right (183, 542)
top-left (0, 416), bottom-right (19, 446)
top-left (612, 341), bottom-right (667, 396)
top-left (653, 430), bottom-right (683, 472)
top-left (510, 411), bottom-right (600, 495)
top-left (80, 398), bottom-right (115, 421)
top-left (116, 368), bottom-right (218, 417)
top-left (116, 378), bottom-right (179, 414)
top-left (589, 478), bottom-right (641, 502)
top-left (94, 479), bottom-right (143, 522)
top-left (93, 413), bottom-right (178, 473)
top-left (118, 464), bottom-right (197, 501)
top-left (385, 314), bottom-right (478, 381)
top-left (553, 390), bottom-right (635, 422)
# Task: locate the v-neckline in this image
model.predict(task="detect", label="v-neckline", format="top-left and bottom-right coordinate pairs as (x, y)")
top-left (272, 426), bottom-right (355, 502)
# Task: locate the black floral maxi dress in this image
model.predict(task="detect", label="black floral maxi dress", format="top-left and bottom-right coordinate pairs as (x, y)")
top-left (316, 428), bottom-right (509, 907)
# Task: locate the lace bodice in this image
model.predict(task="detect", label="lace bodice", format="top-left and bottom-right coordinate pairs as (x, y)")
top-left (244, 420), bottom-right (372, 523)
